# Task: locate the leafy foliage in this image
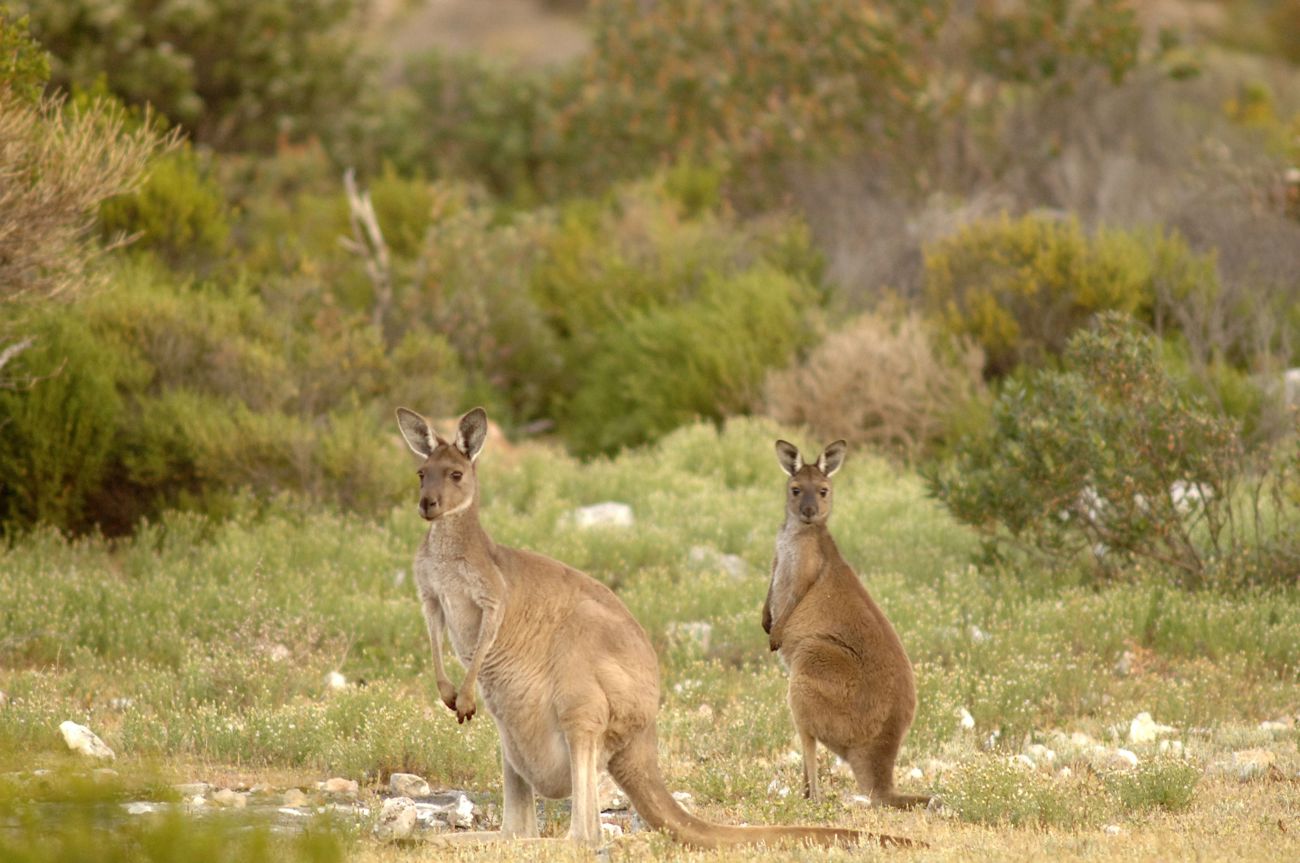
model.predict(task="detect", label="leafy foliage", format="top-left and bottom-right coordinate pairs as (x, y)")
top-left (928, 314), bottom-right (1299, 587)
top-left (0, 10), bottom-right (48, 103)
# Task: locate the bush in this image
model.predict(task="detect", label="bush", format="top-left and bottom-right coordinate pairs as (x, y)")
top-left (99, 144), bottom-right (231, 270)
top-left (927, 313), bottom-right (1299, 588)
top-left (0, 10), bottom-right (48, 104)
top-left (923, 215), bottom-right (1215, 376)
top-left (15, 0), bottom-right (369, 151)
top-left (764, 310), bottom-right (987, 461)
top-left (563, 266), bottom-right (819, 456)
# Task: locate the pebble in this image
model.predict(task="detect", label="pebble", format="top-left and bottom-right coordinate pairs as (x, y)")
top-left (175, 782), bottom-right (210, 798)
top-left (598, 772), bottom-right (627, 811)
top-left (600, 822), bottom-right (624, 841)
top-left (374, 797), bottom-right (418, 842)
top-left (766, 779), bottom-right (791, 798)
top-left (1104, 824), bottom-right (1122, 835)
top-left (1128, 712), bottom-right (1177, 744)
top-left (570, 502), bottom-right (634, 529)
top-left (958, 708), bottom-right (975, 730)
top-left (325, 671), bottom-right (348, 691)
top-left (58, 721), bottom-right (115, 760)
top-left (686, 546), bottom-right (749, 579)
top-left (320, 777), bottom-right (359, 796)
top-left (124, 801), bottom-right (164, 816)
top-left (283, 788), bottom-right (309, 807)
top-left (389, 772), bottom-right (431, 798)
top-left (211, 789), bottom-right (246, 808)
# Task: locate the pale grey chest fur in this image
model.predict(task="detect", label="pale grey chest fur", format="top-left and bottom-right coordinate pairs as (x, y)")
top-left (770, 530), bottom-right (804, 626)
top-left (414, 527), bottom-right (485, 665)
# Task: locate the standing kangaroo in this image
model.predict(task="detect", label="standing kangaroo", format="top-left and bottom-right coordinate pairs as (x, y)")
top-left (763, 439), bottom-right (931, 808)
top-left (395, 407), bottom-right (915, 848)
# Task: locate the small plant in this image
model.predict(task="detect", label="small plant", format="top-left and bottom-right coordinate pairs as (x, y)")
top-left (1106, 758), bottom-right (1200, 812)
top-left (928, 313), bottom-right (1299, 588)
top-left (936, 757), bottom-right (1100, 828)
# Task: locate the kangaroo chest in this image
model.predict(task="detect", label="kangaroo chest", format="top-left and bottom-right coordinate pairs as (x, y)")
top-left (771, 530), bottom-right (824, 626)
top-left (415, 530), bottom-right (492, 665)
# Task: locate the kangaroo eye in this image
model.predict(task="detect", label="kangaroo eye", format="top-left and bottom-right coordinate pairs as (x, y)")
top-left (417, 469), bottom-right (425, 480)
top-left (819, 488), bottom-right (828, 497)
top-left (790, 487), bottom-right (800, 497)
top-left (450, 471), bottom-right (464, 482)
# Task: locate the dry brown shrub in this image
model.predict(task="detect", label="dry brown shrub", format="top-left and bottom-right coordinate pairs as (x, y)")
top-left (764, 311), bottom-right (986, 460)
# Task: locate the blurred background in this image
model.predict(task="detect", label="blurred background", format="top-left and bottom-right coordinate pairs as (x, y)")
top-left (1, 0), bottom-right (1297, 537)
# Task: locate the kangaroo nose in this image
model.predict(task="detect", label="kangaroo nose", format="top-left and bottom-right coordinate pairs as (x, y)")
top-left (801, 505), bottom-right (816, 519)
top-left (420, 497), bottom-right (438, 514)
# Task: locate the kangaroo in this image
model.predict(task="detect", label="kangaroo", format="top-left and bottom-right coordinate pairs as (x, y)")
top-left (763, 439), bottom-right (931, 809)
top-left (395, 406), bottom-right (916, 848)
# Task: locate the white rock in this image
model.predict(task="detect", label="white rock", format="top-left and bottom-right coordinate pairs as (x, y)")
top-left (1103, 824), bottom-right (1122, 836)
top-left (906, 766), bottom-right (924, 781)
top-left (598, 772), bottom-right (627, 811)
top-left (1260, 718), bottom-right (1294, 733)
top-left (1010, 754), bottom-right (1037, 771)
top-left (278, 807), bottom-right (313, 818)
top-left (124, 801), bottom-right (164, 816)
top-left (687, 546), bottom-right (749, 579)
top-left (849, 794), bottom-right (873, 807)
top-left (600, 822), bottom-right (624, 841)
top-left (187, 795), bottom-right (207, 809)
top-left (283, 788), bottom-right (309, 807)
top-left (969, 625), bottom-right (991, 644)
top-left (326, 671), bottom-right (348, 691)
top-left (1169, 481), bottom-right (1212, 513)
top-left (374, 797), bottom-right (418, 842)
top-left (766, 779), bottom-right (791, 798)
top-left (1026, 744), bottom-right (1057, 766)
top-left (448, 793), bottom-right (476, 829)
top-left (1157, 740), bottom-right (1185, 757)
top-left (389, 772), bottom-right (430, 798)
top-left (1058, 766), bottom-right (1073, 779)
top-left (570, 502), bottom-right (635, 529)
top-left (174, 781), bottom-right (209, 797)
top-left (108, 698), bottom-right (134, 711)
top-left (958, 708), bottom-right (976, 730)
top-left (670, 791), bottom-right (693, 808)
top-left (1103, 748), bottom-right (1139, 770)
top-left (1223, 748), bottom-right (1276, 781)
top-left (665, 621), bottom-right (712, 653)
top-left (1128, 712), bottom-right (1177, 744)
top-left (393, 569), bottom-right (407, 588)
top-left (58, 721), bottom-right (115, 760)
top-left (211, 788), bottom-right (246, 808)
top-left (319, 777), bottom-right (359, 796)
top-left (267, 643), bottom-right (291, 663)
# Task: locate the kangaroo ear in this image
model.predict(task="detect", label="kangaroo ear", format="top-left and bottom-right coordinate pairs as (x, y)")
top-left (455, 407), bottom-right (489, 462)
top-left (774, 440), bottom-right (803, 476)
top-left (396, 408), bottom-right (437, 457)
top-left (817, 440), bottom-right (847, 477)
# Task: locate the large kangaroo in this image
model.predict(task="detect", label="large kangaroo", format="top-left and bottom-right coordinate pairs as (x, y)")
top-left (395, 407), bottom-right (914, 848)
top-left (763, 439), bottom-right (931, 808)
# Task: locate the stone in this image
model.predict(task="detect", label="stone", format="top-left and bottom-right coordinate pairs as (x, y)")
top-left (665, 621), bottom-right (712, 653)
top-left (1158, 740), bottom-right (1185, 757)
top-left (670, 791), bottom-right (693, 808)
top-left (958, 708), bottom-right (975, 731)
top-left (1102, 748), bottom-right (1139, 770)
top-left (906, 766), bottom-right (924, 781)
top-left (1219, 748), bottom-right (1277, 781)
top-left (1058, 766), bottom-right (1073, 779)
top-left (1128, 712), bottom-right (1177, 744)
top-left (174, 782), bottom-right (209, 798)
top-left (570, 502), bottom-right (634, 529)
top-left (389, 772), bottom-right (431, 798)
top-left (1010, 754), bottom-right (1037, 771)
top-left (283, 788), bottom-right (310, 807)
top-left (124, 801), bottom-right (165, 816)
top-left (598, 772), bottom-right (627, 811)
top-left (1103, 824), bottom-right (1122, 836)
top-left (1026, 744), bottom-right (1057, 767)
top-left (766, 779), bottom-right (791, 798)
top-left (687, 546), bottom-right (749, 579)
top-left (969, 625), bottom-right (991, 644)
top-left (58, 721), bottom-right (114, 760)
top-left (1260, 717), bottom-right (1294, 733)
top-left (320, 777), bottom-right (359, 796)
top-left (212, 788), bottom-right (247, 808)
top-left (374, 797), bottom-right (418, 842)
top-left (1113, 651), bottom-right (1134, 677)
top-left (447, 793), bottom-right (476, 829)
top-left (326, 671), bottom-right (348, 691)
top-left (108, 698), bottom-right (134, 711)
top-left (266, 643), bottom-right (291, 663)
top-left (600, 822), bottom-right (623, 841)
top-left (850, 794), bottom-right (873, 807)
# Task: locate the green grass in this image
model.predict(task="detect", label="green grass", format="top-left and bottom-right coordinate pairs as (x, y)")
top-left (2, 418), bottom-right (1298, 859)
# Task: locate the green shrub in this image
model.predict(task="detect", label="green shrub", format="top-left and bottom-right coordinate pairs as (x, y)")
top-left (1105, 758), bottom-right (1200, 812)
top-left (972, 0), bottom-right (1140, 87)
top-left (928, 313), bottom-right (1299, 587)
top-left (0, 10), bottom-right (49, 104)
top-left (937, 757), bottom-right (1101, 828)
top-left (563, 266), bottom-right (818, 455)
top-left (99, 144), bottom-right (230, 270)
top-left (923, 215), bottom-right (1216, 376)
top-left (15, 0), bottom-right (368, 151)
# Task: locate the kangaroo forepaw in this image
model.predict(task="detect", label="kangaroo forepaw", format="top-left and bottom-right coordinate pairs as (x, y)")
top-left (437, 679), bottom-right (458, 712)
top-left (455, 690), bottom-right (477, 723)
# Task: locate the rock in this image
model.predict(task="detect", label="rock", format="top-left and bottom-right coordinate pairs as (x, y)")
top-left (958, 708), bottom-right (975, 731)
top-left (174, 782), bottom-right (209, 798)
top-left (598, 772), bottom-right (627, 811)
top-left (687, 546), bottom-right (749, 579)
top-left (600, 822), bottom-right (623, 841)
top-left (1026, 744), bottom-right (1057, 767)
top-left (1101, 748), bottom-right (1139, 771)
top-left (1114, 651), bottom-right (1134, 677)
top-left (389, 772), bottom-right (431, 798)
top-left (665, 621), bottom-right (712, 653)
top-left (1128, 712), bottom-right (1177, 744)
top-left (325, 671), bottom-right (348, 691)
top-left (1260, 718), bottom-right (1294, 733)
top-left (278, 806), bottom-right (313, 818)
top-left (266, 643), bottom-right (291, 663)
top-left (983, 729), bottom-right (1001, 751)
top-left (670, 791), bottom-right (693, 808)
top-left (766, 779), bottom-right (791, 798)
top-left (1158, 739), bottom-right (1185, 757)
top-left (1010, 754), bottom-right (1037, 771)
top-left (969, 625), bottom-right (991, 644)
top-left (1103, 824), bottom-right (1122, 836)
top-left (283, 788), bottom-right (310, 807)
top-left (211, 788), bottom-right (247, 808)
top-left (374, 797), bottom-right (418, 842)
top-left (570, 502), bottom-right (634, 529)
top-left (1214, 748), bottom-right (1277, 781)
top-left (447, 793), bottom-right (476, 829)
top-left (906, 766), bottom-right (924, 781)
top-left (320, 777), bottom-right (359, 796)
top-left (124, 801), bottom-right (164, 816)
top-left (1058, 766), bottom-right (1073, 779)
top-left (58, 721), bottom-right (115, 760)
top-left (849, 794), bottom-right (873, 807)
top-left (393, 570), bottom-right (407, 588)
top-left (108, 698), bottom-right (134, 711)
top-left (186, 795), bottom-right (207, 809)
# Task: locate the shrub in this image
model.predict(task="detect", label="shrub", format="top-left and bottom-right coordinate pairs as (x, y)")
top-left (923, 215), bottom-right (1215, 376)
top-left (98, 144), bottom-right (231, 270)
top-left (562, 266), bottom-right (818, 456)
top-left (0, 10), bottom-right (48, 104)
top-left (764, 311), bottom-right (987, 461)
top-left (15, 0), bottom-right (369, 151)
top-left (927, 313), bottom-right (1299, 587)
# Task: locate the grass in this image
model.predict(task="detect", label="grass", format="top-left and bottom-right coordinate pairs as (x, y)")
top-left (1, 418), bottom-right (1298, 860)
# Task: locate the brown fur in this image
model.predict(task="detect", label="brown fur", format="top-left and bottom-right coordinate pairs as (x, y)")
top-left (763, 439), bottom-right (931, 808)
top-left (395, 407), bottom-right (919, 848)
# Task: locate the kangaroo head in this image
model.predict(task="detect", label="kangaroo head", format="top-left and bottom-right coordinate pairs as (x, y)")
top-left (395, 406), bottom-right (489, 521)
top-left (774, 439), bottom-right (846, 526)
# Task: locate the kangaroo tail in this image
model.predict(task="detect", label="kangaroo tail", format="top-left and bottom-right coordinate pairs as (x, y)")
top-left (607, 729), bottom-right (921, 850)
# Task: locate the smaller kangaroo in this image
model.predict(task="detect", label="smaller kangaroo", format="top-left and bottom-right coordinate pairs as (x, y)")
top-left (763, 439), bottom-right (930, 809)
